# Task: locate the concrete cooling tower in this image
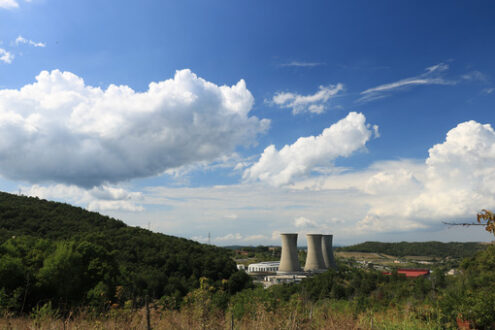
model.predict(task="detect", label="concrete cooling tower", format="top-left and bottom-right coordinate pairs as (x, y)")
top-left (322, 234), bottom-right (337, 270)
top-left (304, 234), bottom-right (326, 272)
top-left (277, 233), bottom-right (302, 274)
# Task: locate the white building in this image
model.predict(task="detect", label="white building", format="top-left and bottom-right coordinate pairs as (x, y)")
top-left (247, 261), bottom-right (280, 273)
top-left (262, 274), bottom-right (307, 288)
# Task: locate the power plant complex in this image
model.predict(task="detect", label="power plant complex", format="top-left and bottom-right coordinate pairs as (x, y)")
top-left (278, 233), bottom-right (337, 274)
top-left (244, 233), bottom-right (337, 286)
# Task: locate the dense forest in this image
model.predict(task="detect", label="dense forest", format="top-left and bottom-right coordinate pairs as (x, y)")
top-left (337, 240), bottom-right (486, 258)
top-left (0, 191), bottom-right (250, 314)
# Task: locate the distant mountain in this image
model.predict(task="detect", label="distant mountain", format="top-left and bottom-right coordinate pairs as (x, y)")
top-left (0, 191), bottom-right (238, 312)
top-left (336, 241), bottom-right (488, 258)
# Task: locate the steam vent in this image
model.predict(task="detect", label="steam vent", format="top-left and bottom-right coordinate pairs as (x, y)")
top-left (322, 234), bottom-right (337, 270)
top-left (277, 233), bottom-right (302, 274)
top-left (304, 234), bottom-right (326, 272)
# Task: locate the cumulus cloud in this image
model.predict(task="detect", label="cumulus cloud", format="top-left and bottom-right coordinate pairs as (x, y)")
top-left (356, 120), bottom-right (495, 233)
top-left (243, 112), bottom-right (377, 186)
top-left (359, 63), bottom-right (455, 103)
top-left (0, 0), bottom-right (18, 9)
top-left (22, 184), bottom-right (144, 212)
top-left (0, 48), bottom-right (14, 63)
top-left (15, 35), bottom-right (46, 47)
top-left (113, 118), bottom-right (495, 243)
top-left (0, 69), bottom-right (269, 187)
top-left (408, 120), bottom-right (495, 218)
top-left (271, 84), bottom-right (344, 114)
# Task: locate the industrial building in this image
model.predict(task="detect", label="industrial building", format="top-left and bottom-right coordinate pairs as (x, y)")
top-left (278, 233), bottom-right (302, 274)
top-left (322, 234), bottom-right (337, 270)
top-left (262, 274), bottom-right (307, 288)
top-left (247, 261), bottom-right (280, 273)
top-left (245, 232), bottom-right (337, 286)
top-left (383, 268), bottom-right (430, 278)
top-left (277, 232), bottom-right (337, 275)
top-left (304, 234), bottom-right (326, 272)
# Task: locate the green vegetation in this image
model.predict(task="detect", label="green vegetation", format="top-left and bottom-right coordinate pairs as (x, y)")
top-left (337, 241), bottom-right (486, 258)
top-left (0, 191), bottom-right (248, 314)
top-left (230, 245), bottom-right (281, 265)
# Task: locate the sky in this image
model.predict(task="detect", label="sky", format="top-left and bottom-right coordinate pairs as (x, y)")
top-left (1, 1), bottom-right (495, 246)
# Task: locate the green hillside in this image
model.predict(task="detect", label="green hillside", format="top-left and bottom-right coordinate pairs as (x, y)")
top-left (337, 241), bottom-right (486, 258)
top-left (0, 191), bottom-right (244, 313)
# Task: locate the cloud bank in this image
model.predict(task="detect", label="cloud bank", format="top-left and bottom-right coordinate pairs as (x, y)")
top-left (271, 84), bottom-right (344, 114)
top-left (22, 118), bottom-right (495, 243)
top-left (244, 112), bottom-right (377, 186)
top-left (0, 69), bottom-right (269, 187)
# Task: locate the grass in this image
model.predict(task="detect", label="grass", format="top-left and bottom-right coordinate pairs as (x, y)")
top-left (0, 300), bottom-right (443, 330)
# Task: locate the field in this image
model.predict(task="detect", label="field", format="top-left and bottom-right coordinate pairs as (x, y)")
top-left (335, 251), bottom-right (438, 268)
top-left (0, 301), bottom-right (442, 330)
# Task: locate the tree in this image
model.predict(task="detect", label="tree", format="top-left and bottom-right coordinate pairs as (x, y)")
top-left (37, 241), bottom-right (84, 304)
top-left (443, 209), bottom-right (495, 236)
top-left (476, 209), bottom-right (495, 236)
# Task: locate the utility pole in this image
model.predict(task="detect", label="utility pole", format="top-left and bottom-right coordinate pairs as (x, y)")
top-left (208, 232), bottom-right (211, 245)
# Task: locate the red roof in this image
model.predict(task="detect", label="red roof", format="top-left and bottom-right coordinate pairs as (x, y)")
top-left (383, 268), bottom-right (430, 278)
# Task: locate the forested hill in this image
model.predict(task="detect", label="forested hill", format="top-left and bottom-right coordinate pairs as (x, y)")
top-left (0, 191), bottom-right (242, 312)
top-left (337, 241), bottom-right (487, 258)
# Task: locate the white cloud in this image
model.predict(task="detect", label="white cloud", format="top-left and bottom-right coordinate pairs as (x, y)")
top-left (280, 61), bottom-right (325, 68)
top-left (481, 88), bottom-right (494, 95)
top-left (409, 120), bottom-right (495, 218)
top-left (22, 184), bottom-right (144, 212)
top-left (355, 213), bottom-right (427, 233)
top-left (462, 70), bottom-right (488, 82)
top-left (243, 234), bottom-right (268, 241)
top-left (294, 216), bottom-right (317, 228)
top-left (243, 112), bottom-right (377, 186)
top-left (118, 117), bottom-right (495, 240)
top-left (356, 120), bottom-right (495, 233)
top-left (109, 127), bottom-right (495, 243)
top-left (15, 35), bottom-right (46, 48)
top-left (0, 69), bottom-right (269, 187)
top-left (9, 114), bottom-right (495, 244)
top-left (215, 233), bottom-right (243, 242)
top-left (0, 48), bottom-right (14, 63)
top-left (359, 63), bottom-right (455, 103)
top-left (0, 0), bottom-right (18, 9)
top-left (271, 84), bottom-right (344, 114)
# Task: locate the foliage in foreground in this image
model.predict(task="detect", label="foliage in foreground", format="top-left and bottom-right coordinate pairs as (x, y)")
top-left (0, 298), bottom-right (443, 330)
top-left (3, 244), bottom-right (493, 329)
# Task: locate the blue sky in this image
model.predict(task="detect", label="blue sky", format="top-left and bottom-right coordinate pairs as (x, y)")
top-left (1, 1), bottom-right (495, 245)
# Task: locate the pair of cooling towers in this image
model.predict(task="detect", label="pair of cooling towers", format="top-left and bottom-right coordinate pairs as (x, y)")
top-left (278, 233), bottom-right (337, 274)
